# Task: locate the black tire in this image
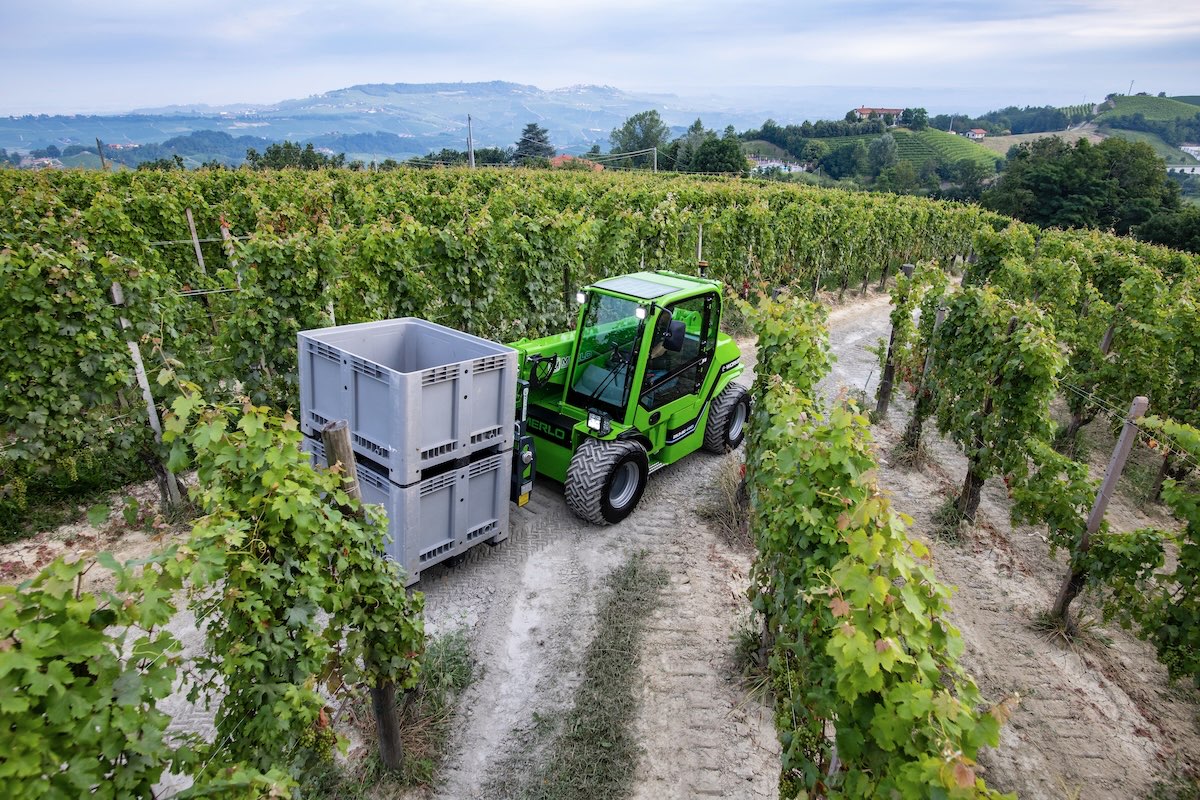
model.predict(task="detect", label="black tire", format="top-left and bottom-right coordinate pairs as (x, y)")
top-left (703, 382), bottom-right (750, 453)
top-left (565, 438), bottom-right (649, 525)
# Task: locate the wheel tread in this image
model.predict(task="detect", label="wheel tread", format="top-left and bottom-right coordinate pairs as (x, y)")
top-left (704, 383), bottom-right (749, 453)
top-left (565, 438), bottom-right (643, 525)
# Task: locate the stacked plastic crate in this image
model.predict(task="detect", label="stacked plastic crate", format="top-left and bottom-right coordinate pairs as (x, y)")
top-left (298, 318), bottom-right (517, 586)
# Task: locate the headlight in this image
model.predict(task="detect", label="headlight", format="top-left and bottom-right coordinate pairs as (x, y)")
top-left (635, 306), bottom-right (647, 320)
top-left (587, 412), bottom-right (603, 431)
top-left (576, 291), bottom-right (587, 304)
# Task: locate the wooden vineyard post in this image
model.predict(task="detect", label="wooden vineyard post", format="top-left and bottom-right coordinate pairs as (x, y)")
top-left (320, 420), bottom-right (404, 772)
top-left (1050, 396), bottom-right (1149, 628)
top-left (110, 282), bottom-right (182, 508)
top-left (874, 264), bottom-right (915, 419)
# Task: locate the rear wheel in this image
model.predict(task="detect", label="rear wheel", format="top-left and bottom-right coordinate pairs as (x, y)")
top-left (704, 383), bottom-right (750, 453)
top-left (565, 438), bottom-right (649, 525)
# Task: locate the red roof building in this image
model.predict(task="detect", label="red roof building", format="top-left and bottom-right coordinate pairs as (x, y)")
top-left (550, 154), bottom-right (604, 171)
top-left (854, 106), bottom-right (905, 120)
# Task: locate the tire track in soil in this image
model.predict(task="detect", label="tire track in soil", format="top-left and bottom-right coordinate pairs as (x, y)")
top-left (822, 288), bottom-right (1200, 800)
top-left (424, 369), bottom-right (779, 799)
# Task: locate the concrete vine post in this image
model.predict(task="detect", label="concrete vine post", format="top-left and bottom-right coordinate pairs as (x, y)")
top-left (320, 420), bottom-right (405, 772)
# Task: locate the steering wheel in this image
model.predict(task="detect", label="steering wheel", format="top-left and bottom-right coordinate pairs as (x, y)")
top-left (607, 340), bottom-right (632, 368)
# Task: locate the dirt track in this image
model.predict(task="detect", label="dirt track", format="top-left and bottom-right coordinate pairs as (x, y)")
top-left (422, 359), bottom-right (779, 800)
top-left (6, 287), bottom-right (1199, 798)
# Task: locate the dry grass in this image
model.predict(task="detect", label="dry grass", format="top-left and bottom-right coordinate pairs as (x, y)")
top-left (700, 457), bottom-right (751, 550)
top-left (304, 630), bottom-right (475, 798)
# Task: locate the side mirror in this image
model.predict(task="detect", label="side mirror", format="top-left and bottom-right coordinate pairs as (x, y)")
top-left (663, 320), bottom-right (686, 352)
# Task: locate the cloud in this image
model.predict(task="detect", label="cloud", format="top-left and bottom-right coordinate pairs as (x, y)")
top-left (0, 0), bottom-right (1196, 114)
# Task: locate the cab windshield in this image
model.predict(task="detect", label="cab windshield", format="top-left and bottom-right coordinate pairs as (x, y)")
top-left (567, 293), bottom-right (645, 419)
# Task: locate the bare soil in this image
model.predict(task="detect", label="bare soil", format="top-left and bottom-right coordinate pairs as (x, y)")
top-left (823, 290), bottom-right (1200, 800)
top-left (976, 123), bottom-right (1106, 157)
top-left (6, 287), bottom-right (1198, 799)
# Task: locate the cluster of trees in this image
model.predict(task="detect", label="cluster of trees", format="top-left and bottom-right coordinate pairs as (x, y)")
top-left (245, 141), bottom-right (346, 170)
top-left (929, 105), bottom-right (1086, 136)
top-left (1102, 111), bottom-right (1200, 147)
top-left (607, 112), bottom-right (747, 174)
top-left (740, 110), bottom-right (929, 163)
top-left (982, 136), bottom-right (1196, 251)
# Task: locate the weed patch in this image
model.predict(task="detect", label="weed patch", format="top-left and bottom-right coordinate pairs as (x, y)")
top-left (932, 496), bottom-right (966, 541)
top-left (305, 629), bottom-right (475, 798)
top-left (700, 457), bottom-right (751, 549)
top-left (488, 550), bottom-right (667, 800)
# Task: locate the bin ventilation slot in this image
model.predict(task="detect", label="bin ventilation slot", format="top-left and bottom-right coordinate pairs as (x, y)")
top-left (357, 467), bottom-right (387, 492)
top-left (470, 427), bottom-right (503, 445)
top-left (420, 471), bottom-right (457, 496)
top-left (421, 365), bottom-right (456, 386)
top-left (474, 355), bottom-right (506, 373)
top-left (466, 521), bottom-right (498, 541)
top-left (352, 432), bottom-right (388, 457)
top-left (308, 411), bottom-right (330, 428)
top-left (419, 540), bottom-right (455, 563)
top-left (469, 455), bottom-right (504, 477)
top-left (420, 441), bottom-right (456, 461)
top-left (312, 341), bottom-right (339, 362)
top-left (350, 357), bottom-right (385, 380)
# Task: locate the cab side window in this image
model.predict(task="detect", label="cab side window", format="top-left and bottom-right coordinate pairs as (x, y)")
top-left (640, 293), bottom-right (717, 410)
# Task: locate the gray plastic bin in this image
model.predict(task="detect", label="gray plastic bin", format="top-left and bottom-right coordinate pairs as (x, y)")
top-left (299, 318), bottom-right (517, 486)
top-left (303, 437), bottom-right (510, 586)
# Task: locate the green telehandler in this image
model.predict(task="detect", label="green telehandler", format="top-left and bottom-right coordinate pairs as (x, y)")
top-left (507, 270), bottom-right (748, 524)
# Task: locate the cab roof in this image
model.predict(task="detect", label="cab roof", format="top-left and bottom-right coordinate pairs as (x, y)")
top-left (590, 270), bottom-right (719, 302)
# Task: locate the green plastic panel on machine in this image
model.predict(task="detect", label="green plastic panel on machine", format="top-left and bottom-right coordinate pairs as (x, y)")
top-left (507, 270), bottom-right (743, 487)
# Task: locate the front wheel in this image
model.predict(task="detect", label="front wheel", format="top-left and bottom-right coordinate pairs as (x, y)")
top-left (565, 438), bottom-right (649, 525)
top-left (704, 383), bottom-right (750, 453)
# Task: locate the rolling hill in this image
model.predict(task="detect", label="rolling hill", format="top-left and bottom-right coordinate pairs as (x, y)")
top-left (0, 81), bottom-right (788, 160)
top-left (903, 129), bottom-right (1000, 171)
top-left (1096, 95), bottom-right (1200, 122)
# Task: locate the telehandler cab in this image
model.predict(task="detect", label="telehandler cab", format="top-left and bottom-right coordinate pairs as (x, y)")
top-left (508, 270), bottom-right (748, 524)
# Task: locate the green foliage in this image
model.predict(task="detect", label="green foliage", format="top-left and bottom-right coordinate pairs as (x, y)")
top-left (742, 295), bottom-right (1009, 798)
top-left (1010, 438), bottom-right (1097, 556)
top-left (983, 137), bottom-right (1182, 236)
top-left (2, 166), bottom-right (1190, 516)
top-left (0, 550), bottom-right (189, 797)
top-left (163, 389), bottom-right (424, 774)
top-left (1138, 206), bottom-right (1200, 254)
top-left (514, 122), bottom-right (554, 163)
top-left (905, 129), bottom-right (998, 173)
top-left (1093, 417), bottom-right (1200, 684)
top-left (930, 286), bottom-right (1064, 516)
top-left (609, 110), bottom-right (670, 169)
top-left (880, 261), bottom-right (949, 388)
top-left (245, 141), bottom-right (346, 170)
top-left (1097, 95), bottom-right (1200, 123)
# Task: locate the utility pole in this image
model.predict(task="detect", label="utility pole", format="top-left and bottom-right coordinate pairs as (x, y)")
top-left (467, 115), bottom-right (476, 169)
top-left (652, 146), bottom-right (657, 173)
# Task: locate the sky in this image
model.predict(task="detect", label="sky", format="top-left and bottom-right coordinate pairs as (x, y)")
top-left (1, 0), bottom-right (1198, 116)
